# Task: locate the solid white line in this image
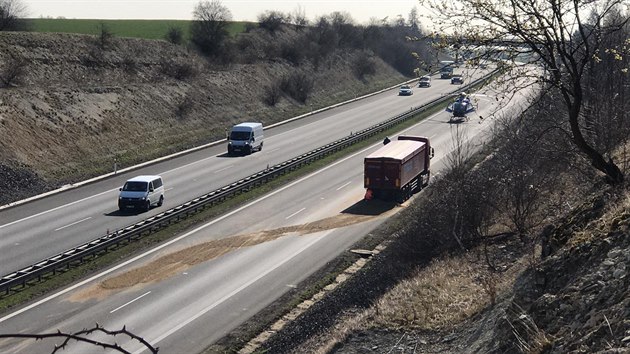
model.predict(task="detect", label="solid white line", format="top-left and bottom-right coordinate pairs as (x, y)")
top-left (285, 208), bottom-right (306, 220)
top-left (336, 181), bottom-right (352, 191)
top-left (213, 165), bottom-right (234, 173)
top-left (110, 291), bottom-right (151, 314)
top-left (0, 190), bottom-right (115, 230)
top-left (133, 235), bottom-right (325, 354)
top-left (0, 128), bottom-right (386, 325)
top-left (0, 108), bottom-right (445, 326)
top-left (54, 217), bottom-right (92, 232)
top-left (0, 75), bottom-right (416, 213)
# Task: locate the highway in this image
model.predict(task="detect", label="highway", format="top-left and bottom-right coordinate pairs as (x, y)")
top-left (0, 69), bottom-right (489, 276)
top-left (0, 75), bottom-right (537, 353)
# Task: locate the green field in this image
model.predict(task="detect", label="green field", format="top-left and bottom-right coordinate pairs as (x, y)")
top-left (26, 18), bottom-right (249, 40)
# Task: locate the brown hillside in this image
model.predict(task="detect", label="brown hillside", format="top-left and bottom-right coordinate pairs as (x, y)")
top-left (0, 31), bottom-right (405, 204)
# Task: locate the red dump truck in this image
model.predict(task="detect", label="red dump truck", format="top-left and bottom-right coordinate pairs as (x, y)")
top-left (364, 136), bottom-right (433, 202)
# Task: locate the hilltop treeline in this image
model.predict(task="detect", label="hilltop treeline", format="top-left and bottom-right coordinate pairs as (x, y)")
top-left (193, 9), bottom-right (433, 78)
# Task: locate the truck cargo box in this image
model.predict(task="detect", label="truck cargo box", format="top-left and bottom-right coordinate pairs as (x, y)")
top-left (364, 136), bottom-right (431, 201)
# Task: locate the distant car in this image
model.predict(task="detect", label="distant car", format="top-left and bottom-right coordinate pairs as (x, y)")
top-left (451, 75), bottom-right (464, 85)
top-left (399, 85), bottom-right (413, 96)
top-left (418, 76), bottom-right (431, 87)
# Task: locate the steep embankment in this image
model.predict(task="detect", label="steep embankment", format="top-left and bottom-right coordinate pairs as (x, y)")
top-left (0, 31), bottom-right (406, 204)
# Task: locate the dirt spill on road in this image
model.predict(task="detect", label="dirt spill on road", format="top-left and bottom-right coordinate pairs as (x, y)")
top-left (68, 213), bottom-right (379, 302)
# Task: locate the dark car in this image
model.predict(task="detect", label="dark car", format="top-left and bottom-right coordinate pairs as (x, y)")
top-left (451, 75), bottom-right (464, 85)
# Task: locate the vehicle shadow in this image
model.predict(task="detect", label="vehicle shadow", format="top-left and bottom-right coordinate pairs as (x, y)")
top-left (341, 199), bottom-right (397, 216)
top-left (105, 209), bottom-right (144, 217)
top-left (216, 152), bottom-right (249, 158)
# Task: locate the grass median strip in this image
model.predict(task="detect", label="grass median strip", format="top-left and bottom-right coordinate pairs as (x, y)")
top-left (0, 80), bottom-right (479, 314)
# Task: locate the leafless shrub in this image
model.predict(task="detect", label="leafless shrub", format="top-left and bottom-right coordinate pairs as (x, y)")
top-left (257, 10), bottom-right (288, 34)
top-left (445, 124), bottom-right (474, 179)
top-left (279, 41), bottom-right (305, 65)
top-left (164, 26), bottom-right (184, 45)
top-left (353, 53), bottom-right (376, 80)
top-left (121, 54), bottom-right (138, 74)
top-left (159, 58), bottom-right (196, 80)
top-left (95, 22), bottom-right (114, 50)
top-left (262, 82), bottom-right (282, 106)
top-left (280, 70), bottom-right (313, 103)
top-left (487, 105), bottom-right (571, 237)
top-left (0, 53), bottom-right (26, 87)
top-left (80, 47), bottom-right (107, 68)
top-left (176, 94), bottom-right (194, 119)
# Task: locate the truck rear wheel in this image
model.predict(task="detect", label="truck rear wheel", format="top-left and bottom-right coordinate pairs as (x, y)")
top-left (422, 172), bottom-right (430, 187)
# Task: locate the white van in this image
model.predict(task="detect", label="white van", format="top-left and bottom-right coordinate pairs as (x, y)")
top-left (228, 122), bottom-right (264, 155)
top-left (118, 175), bottom-right (164, 212)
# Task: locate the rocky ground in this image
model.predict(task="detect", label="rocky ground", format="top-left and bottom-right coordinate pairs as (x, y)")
top-left (246, 183), bottom-right (630, 354)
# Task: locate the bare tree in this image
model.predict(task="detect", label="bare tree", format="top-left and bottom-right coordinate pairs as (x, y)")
top-left (258, 10), bottom-right (287, 34)
top-left (0, 0), bottom-right (28, 31)
top-left (289, 5), bottom-right (309, 29)
top-left (420, 0), bottom-right (629, 184)
top-left (408, 6), bottom-right (420, 32)
top-left (96, 22), bottom-right (114, 50)
top-left (445, 124), bottom-right (473, 179)
top-left (190, 0), bottom-right (232, 56)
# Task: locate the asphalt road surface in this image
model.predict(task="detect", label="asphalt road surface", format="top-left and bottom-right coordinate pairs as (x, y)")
top-left (0, 69), bottom-right (489, 276)
top-left (0, 74), bottom-right (538, 353)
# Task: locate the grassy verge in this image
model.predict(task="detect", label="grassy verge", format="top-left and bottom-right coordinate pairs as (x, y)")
top-left (26, 19), bottom-right (249, 40)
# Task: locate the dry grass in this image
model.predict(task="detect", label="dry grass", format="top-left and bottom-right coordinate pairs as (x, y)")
top-left (297, 310), bottom-right (373, 354)
top-left (569, 190), bottom-right (630, 247)
top-left (368, 256), bottom-right (486, 331)
top-left (297, 248), bottom-right (531, 353)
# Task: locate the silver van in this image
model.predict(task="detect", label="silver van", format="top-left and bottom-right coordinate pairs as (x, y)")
top-left (118, 175), bottom-right (164, 212)
top-left (228, 122), bottom-right (264, 155)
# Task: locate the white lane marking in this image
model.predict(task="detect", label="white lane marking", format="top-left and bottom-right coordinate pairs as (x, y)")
top-left (0, 190), bottom-right (114, 230)
top-left (0, 109), bottom-right (445, 325)
top-left (213, 165), bottom-right (234, 173)
top-left (1, 155), bottom-right (224, 229)
top-left (265, 148), bottom-right (280, 154)
top-left (54, 217), bottom-right (92, 232)
top-left (336, 181), bottom-right (352, 191)
top-left (285, 208), bottom-right (306, 220)
top-left (110, 291), bottom-right (151, 314)
top-left (133, 235), bottom-right (325, 354)
top-left (165, 187), bottom-right (174, 192)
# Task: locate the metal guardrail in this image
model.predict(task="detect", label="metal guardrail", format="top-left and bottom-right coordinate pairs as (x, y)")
top-left (0, 71), bottom-right (496, 296)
